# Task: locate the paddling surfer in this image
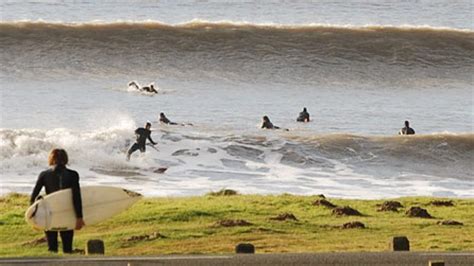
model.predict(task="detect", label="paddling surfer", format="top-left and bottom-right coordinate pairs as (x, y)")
top-left (30, 149), bottom-right (84, 253)
top-left (159, 112), bottom-right (178, 125)
top-left (126, 122), bottom-right (157, 161)
top-left (128, 81), bottom-right (158, 94)
top-left (261, 116), bottom-right (280, 129)
top-left (159, 112), bottom-right (193, 126)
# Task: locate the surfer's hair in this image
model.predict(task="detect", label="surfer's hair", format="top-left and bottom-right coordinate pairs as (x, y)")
top-left (48, 149), bottom-right (69, 166)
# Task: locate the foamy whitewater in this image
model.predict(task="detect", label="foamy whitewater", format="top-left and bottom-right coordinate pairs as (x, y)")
top-left (1, 1), bottom-right (473, 198)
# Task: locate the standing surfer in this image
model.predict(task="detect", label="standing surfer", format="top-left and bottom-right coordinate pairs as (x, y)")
top-left (126, 122), bottom-right (157, 161)
top-left (30, 149), bottom-right (84, 254)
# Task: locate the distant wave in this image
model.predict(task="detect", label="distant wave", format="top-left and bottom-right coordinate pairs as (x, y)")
top-left (1, 21), bottom-right (473, 83)
top-left (2, 20), bottom-right (473, 31)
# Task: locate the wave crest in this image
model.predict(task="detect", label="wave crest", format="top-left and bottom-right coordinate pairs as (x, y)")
top-left (1, 21), bottom-right (473, 83)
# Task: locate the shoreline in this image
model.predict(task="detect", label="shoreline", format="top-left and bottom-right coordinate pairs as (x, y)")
top-left (3, 190), bottom-right (474, 201)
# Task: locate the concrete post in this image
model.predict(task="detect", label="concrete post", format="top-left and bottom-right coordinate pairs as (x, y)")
top-left (86, 239), bottom-right (105, 255)
top-left (391, 236), bottom-right (410, 251)
top-left (235, 243), bottom-right (255, 254)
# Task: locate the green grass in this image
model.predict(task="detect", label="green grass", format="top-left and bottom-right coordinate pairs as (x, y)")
top-left (1, 192), bottom-right (473, 257)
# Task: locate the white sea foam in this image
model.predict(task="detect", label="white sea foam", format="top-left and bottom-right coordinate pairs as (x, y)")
top-left (1, 125), bottom-right (473, 198)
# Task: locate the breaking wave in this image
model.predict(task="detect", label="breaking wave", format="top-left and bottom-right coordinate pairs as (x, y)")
top-left (1, 127), bottom-right (472, 178)
top-left (1, 126), bottom-right (472, 198)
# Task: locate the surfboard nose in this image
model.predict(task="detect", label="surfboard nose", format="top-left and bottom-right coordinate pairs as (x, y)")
top-left (122, 189), bottom-right (142, 198)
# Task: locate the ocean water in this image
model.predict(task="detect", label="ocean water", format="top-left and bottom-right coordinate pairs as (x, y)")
top-left (1, 1), bottom-right (473, 198)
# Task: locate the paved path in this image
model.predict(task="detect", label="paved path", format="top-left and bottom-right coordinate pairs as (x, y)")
top-left (1, 252), bottom-right (473, 265)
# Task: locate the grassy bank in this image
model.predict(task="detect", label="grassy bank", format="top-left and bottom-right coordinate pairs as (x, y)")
top-left (1, 192), bottom-right (473, 257)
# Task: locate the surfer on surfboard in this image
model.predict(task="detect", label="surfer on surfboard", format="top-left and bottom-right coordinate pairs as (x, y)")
top-left (126, 122), bottom-right (157, 161)
top-left (159, 112), bottom-right (178, 125)
top-left (159, 112), bottom-right (193, 126)
top-left (261, 116), bottom-right (279, 129)
top-left (128, 81), bottom-right (158, 94)
top-left (30, 148), bottom-right (85, 253)
top-left (261, 115), bottom-right (289, 131)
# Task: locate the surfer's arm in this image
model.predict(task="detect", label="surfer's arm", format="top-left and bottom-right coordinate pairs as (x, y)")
top-left (147, 135), bottom-right (157, 145)
top-left (30, 173), bottom-right (44, 205)
top-left (71, 172), bottom-right (83, 218)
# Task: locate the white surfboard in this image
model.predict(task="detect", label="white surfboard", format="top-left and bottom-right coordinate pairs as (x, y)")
top-left (25, 186), bottom-right (142, 231)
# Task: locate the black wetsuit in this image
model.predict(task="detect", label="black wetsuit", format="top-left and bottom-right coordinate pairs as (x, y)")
top-left (30, 165), bottom-right (83, 253)
top-left (297, 111), bottom-right (310, 122)
top-left (143, 86), bottom-right (158, 93)
top-left (160, 116), bottom-right (177, 125)
top-left (400, 127), bottom-right (415, 135)
top-left (127, 127), bottom-right (157, 158)
top-left (262, 121), bottom-right (280, 129)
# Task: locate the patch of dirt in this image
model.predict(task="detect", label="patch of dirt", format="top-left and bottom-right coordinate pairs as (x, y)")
top-left (207, 189), bottom-right (238, 196)
top-left (125, 232), bottom-right (167, 242)
top-left (332, 206), bottom-right (362, 216)
top-left (342, 221), bottom-right (365, 229)
top-left (437, 220), bottom-right (463, 226)
top-left (253, 227), bottom-right (285, 233)
top-left (269, 213), bottom-right (298, 221)
top-left (215, 219), bottom-right (253, 227)
top-left (22, 237), bottom-right (47, 246)
top-left (313, 199), bottom-right (337, 208)
top-left (72, 249), bottom-right (85, 254)
top-left (430, 200), bottom-right (454, 207)
top-left (405, 206), bottom-right (432, 218)
top-left (377, 201), bottom-right (403, 212)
